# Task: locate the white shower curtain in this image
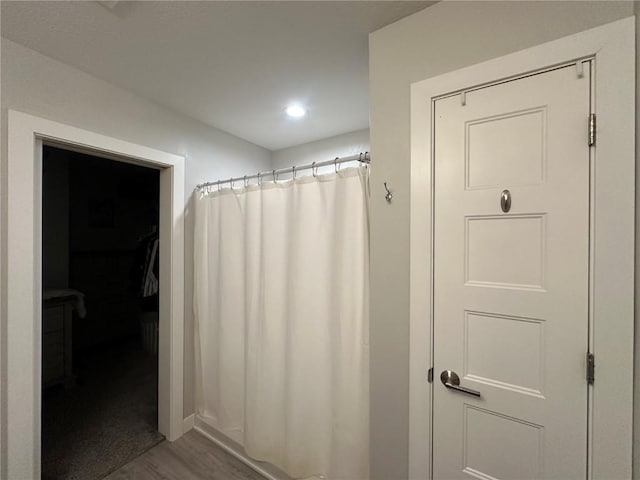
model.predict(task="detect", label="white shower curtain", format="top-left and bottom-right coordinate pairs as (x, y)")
top-left (194, 166), bottom-right (370, 480)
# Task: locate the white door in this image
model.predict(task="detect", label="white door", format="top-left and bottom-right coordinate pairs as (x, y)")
top-left (433, 63), bottom-right (591, 479)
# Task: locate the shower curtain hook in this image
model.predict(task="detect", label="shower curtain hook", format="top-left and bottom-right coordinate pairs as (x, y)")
top-left (335, 157), bottom-right (340, 174)
top-left (292, 165), bottom-right (296, 180)
top-left (244, 175), bottom-right (248, 188)
top-left (272, 169), bottom-right (277, 183)
top-left (229, 178), bottom-right (234, 190)
top-left (257, 172), bottom-right (262, 186)
top-left (312, 161), bottom-right (317, 178)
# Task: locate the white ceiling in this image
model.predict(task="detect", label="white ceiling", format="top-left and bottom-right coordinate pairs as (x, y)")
top-left (1, 1), bottom-right (433, 150)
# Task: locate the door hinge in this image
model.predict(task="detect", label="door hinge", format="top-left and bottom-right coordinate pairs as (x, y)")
top-left (588, 113), bottom-right (596, 147)
top-left (587, 352), bottom-right (595, 385)
top-left (427, 367), bottom-right (434, 383)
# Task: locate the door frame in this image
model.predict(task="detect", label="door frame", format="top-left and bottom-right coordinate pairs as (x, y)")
top-left (409, 17), bottom-right (635, 480)
top-left (4, 111), bottom-right (185, 479)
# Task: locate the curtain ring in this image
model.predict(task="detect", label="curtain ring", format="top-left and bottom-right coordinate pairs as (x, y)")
top-left (229, 178), bottom-right (234, 190)
top-left (292, 165), bottom-right (296, 180)
top-left (244, 175), bottom-right (248, 188)
top-left (257, 172), bottom-right (262, 186)
top-left (335, 156), bottom-right (340, 173)
top-left (312, 162), bottom-right (317, 177)
top-left (359, 152), bottom-right (363, 162)
top-left (272, 169), bottom-right (277, 183)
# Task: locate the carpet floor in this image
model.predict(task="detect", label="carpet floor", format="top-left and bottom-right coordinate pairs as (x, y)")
top-left (42, 337), bottom-right (164, 480)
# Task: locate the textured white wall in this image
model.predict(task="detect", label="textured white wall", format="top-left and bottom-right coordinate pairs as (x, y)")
top-left (369, 2), bottom-right (635, 478)
top-left (0, 39), bottom-right (272, 425)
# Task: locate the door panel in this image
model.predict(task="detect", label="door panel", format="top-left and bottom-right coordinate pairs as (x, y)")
top-left (433, 63), bottom-right (591, 479)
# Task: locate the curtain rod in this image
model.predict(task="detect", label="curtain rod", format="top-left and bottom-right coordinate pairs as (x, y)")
top-left (195, 152), bottom-right (370, 191)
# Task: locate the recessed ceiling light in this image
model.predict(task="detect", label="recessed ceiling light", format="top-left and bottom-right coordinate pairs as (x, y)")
top-left (285, 104), bottom-right (306, 118)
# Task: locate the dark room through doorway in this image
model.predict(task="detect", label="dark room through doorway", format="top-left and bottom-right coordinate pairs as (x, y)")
top-left (41, 145), bottom-right (163, 480)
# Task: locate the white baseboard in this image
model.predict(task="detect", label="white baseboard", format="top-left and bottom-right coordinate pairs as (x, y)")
top-left (194, 416), bottom-right (291, 480)
top-left (182, 414), bottom-right (195, 433)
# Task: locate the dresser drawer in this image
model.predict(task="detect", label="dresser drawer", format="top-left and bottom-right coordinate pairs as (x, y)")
top-left (43, 305), bottom-right (64, 333)
top-left (43, 357), bottom-right (64, 385)
top-left (42, 331), bottom-right (65, 384)
top-left (43, 331), bottom-right (64, 355)
top-left (42, 296), bottom-right (75, 388)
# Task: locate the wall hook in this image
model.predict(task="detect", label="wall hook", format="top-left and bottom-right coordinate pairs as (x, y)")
top-left (384, 182), bottom-right (393, 203)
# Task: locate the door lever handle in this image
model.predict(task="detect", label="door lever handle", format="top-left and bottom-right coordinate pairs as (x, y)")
top-left (440, 370), bottom-right (481, 397)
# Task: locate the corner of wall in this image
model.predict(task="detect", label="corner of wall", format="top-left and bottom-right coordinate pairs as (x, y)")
top-left (270, 129), bottom-right (370, 171)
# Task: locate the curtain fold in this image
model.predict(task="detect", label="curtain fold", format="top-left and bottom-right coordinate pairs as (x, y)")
top-left (194, 166), bottom-right (370, 480)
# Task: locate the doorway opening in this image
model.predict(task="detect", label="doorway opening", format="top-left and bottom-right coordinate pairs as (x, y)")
top-left (41, 145), bottom-right (162, 479)
top-left (6, 111), bottom-right (185, 479)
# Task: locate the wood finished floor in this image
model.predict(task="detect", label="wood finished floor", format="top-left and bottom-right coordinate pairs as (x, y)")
top-left (105, 430), bottom-right (266, 480)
